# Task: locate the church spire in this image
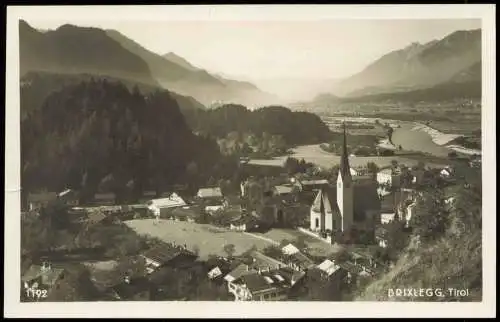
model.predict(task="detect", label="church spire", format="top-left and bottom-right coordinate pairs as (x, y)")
top-left (339, 121), bottom-right (351, 180)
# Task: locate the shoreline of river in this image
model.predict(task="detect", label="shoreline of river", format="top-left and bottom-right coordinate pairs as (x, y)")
top-left (321, 115), bottom-right (481, 156)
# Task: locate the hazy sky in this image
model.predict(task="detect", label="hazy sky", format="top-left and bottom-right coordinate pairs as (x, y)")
top-left (26, 19), bottom-right (481, 82)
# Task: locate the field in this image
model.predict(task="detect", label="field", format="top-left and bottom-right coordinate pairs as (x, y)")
top-left (124, 219), bottom-right (275, 260)
top-left (249, 228), bottom-right (342, 257)
top-left (124, 219), bottom-right (339, 260)
top-left (249, 144), bottom-right (449, 170)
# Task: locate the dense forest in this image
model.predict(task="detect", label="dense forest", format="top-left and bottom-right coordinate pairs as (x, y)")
top-left (183, 104), bottom-right (332, 147)
top-left (21, 78), bottom-right (221, 202)
top-left (20, 71), bottom-right (206, 121)
top-left (21, 75), bottom-right (333, 200)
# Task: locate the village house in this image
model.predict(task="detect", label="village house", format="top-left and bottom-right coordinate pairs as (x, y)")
top-left (272, 184), bottom-right (297, 204)
top-left (197, 187), bottom-right (225, 213)
top-left (146, 193), bottom-right (188, 219)
top-left (206, 257), bottom-right (232, 281)
top-left (26, 191), bottom-right (58, 211)
top-left (57, 188), bottom-right (79, 206)
top-left (85, 210), bottom-right (109, 226)
top-left (309, 259), bottom-right (349, 286)
top-left (227, 267), bottom-right (305, 301)
top-left (228, 213), bottom-right (260, 232)
top-left (224, 263), bottom-right (258, 286)
top-left (291, 177), bottom-right (329, 193)
top-left (440, 165), bottom-right (455, 179)
top-left (280, 244), bottom-right (316, 272)
top-left (141, 244), bottom-right (198, 274)
top-left (376, 167), bottom-right (402, 195)
top-left (375, 227), bottom-right (389, 248)
top-left (21, 262), bottom-right (65, 300)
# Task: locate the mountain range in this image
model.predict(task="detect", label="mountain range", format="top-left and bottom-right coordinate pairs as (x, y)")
top-left (19, 20), bottom-right (482, 108)
top-left (329, 29), bottom-right (481, 98)
top-left (19, 20), bottom-right (278, 108)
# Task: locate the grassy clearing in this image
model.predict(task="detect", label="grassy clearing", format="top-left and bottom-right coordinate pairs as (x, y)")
top-left (124, 219), bottom-right (273, 260)
top-left (249, 228), bottom-right (341, 257)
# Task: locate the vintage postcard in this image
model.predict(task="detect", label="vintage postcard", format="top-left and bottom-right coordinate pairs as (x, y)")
top-left (4, 4), bottom-right (496, 318)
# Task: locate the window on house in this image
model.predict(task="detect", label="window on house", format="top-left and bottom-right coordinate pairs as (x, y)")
top-left (315, 218), bottom-right (319, 228)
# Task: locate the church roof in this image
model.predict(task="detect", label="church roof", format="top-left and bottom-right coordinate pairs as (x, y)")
top-left (312, 183), bottom-right (381, 221)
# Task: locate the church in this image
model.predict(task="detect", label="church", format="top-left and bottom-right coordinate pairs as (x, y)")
top-left (309, 123), bottom-right (381, 244)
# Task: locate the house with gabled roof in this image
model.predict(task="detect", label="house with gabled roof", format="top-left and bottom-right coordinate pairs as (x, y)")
top-left (21, 262), bottom-right (66, 300)
top-left (146, 193), bottom-right (187, 218)
top-left (197, 187), bottom-right (225, 213)
top-left (227, 267), bottom-right (305, 301)
top-left (26, 191), bottom-right (58, 211)
top-left (141, 244), bottom-right (198, 274)
top-left (57, 188), bottom-right (79, 206)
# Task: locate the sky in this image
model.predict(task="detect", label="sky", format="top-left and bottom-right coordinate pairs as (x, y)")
top-left (26, 19), bottom-right (480, 80)
top-left (25, 18), bottom-right (481, 101)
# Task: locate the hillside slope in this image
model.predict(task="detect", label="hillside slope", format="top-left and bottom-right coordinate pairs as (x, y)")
top-left (21, 78), bottom-right (220, 200)
top-left (19, 20), bottom-right (157, 86)
top-left (107, 30), bottom-right (278, 107)
top-left (333, 29), bottom-right (481, 97)
top-left (357, 166), bottom-right (482, 302)
top-left (20, 71), bottom-right (205, 121)
top-left (357, 232), bottom-right (482, 301)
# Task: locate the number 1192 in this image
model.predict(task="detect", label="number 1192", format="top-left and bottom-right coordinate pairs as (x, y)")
top-left (26, 288), bottom-right (48, 300)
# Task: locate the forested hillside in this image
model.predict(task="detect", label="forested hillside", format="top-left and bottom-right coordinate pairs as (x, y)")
top-left (20, 71), bottom-right (205, 121)
top-left (21, 79), bottom-right (221, 202)
top-left (183, 104), bottom-right (332, 146)
top-left (357, 165), bottom-right (482, 301)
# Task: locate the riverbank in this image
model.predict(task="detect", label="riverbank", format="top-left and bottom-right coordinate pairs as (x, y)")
top-left (321, 115), bottom-right (481, 157)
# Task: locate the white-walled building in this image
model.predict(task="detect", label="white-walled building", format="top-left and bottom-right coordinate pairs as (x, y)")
top-left (147, 193), bottom-right (187, 218)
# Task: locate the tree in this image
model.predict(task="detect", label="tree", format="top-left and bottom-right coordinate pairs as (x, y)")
top-left (223, 244), bottom-right (236, 258)
top-left (410, 189), bottom-right (450, 242)
top-left (262, 245), bottom-right (283, 260)
top-left (293, 235), bottom-right (308, 250)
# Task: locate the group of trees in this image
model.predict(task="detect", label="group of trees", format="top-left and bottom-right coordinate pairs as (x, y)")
top-left (320, 133), bottom-right (381, 157)
top-left (217, 131), bottom-right (288, 158)
top-left (283, 157), bottom-right (316, 176)
top-left (183, 104), bottom-right (332, 149)
top-left (21, 79), bottom-right (223, 202)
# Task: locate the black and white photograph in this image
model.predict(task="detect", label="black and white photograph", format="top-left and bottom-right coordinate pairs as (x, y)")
top-left (4, 4), bottom-right (496, 319)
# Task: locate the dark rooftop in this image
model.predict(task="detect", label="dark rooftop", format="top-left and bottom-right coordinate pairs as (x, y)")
top-left (141, 245), bottom-right (197, 265)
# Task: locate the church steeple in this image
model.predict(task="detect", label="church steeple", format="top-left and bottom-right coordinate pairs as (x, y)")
top-left (339, 121), bottom-right (351, 180)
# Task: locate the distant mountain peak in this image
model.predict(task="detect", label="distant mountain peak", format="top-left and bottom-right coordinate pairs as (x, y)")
top-left (162, 52), bottom-right (200, 71)
top-left (331, 28), bottom-right (481, 97)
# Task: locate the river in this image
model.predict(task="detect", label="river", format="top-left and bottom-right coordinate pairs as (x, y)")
top-left (248, 116), bottom-right (480, 170)
top-left (321, 116), bottom-right (481, 157)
